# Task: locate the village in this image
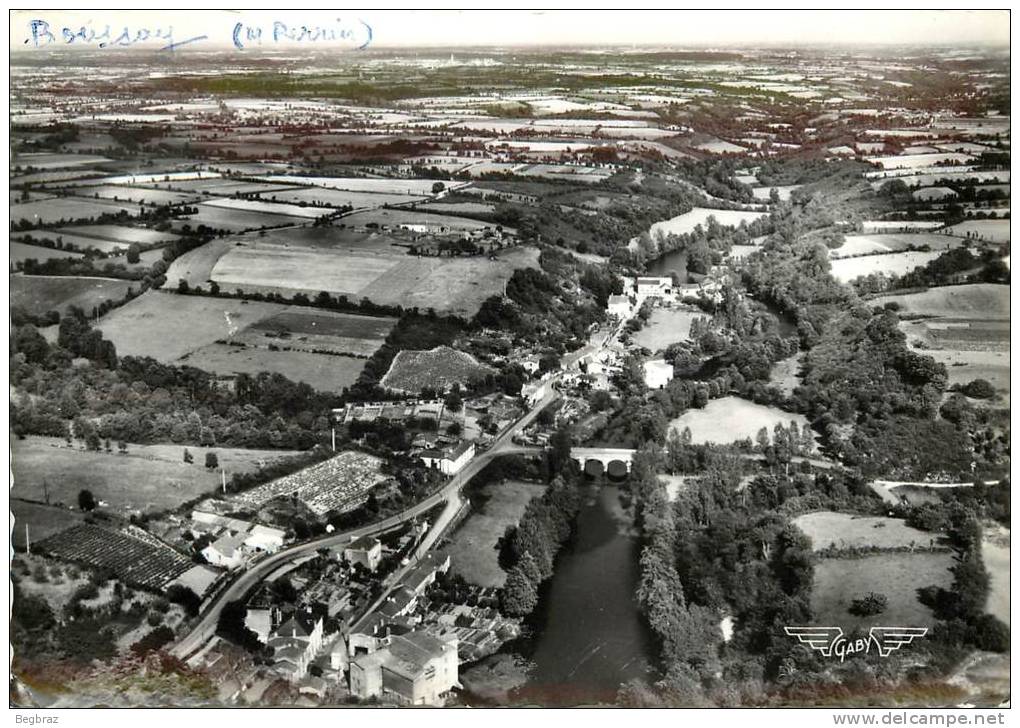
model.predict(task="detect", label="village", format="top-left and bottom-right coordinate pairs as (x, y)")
top-left (9, 11), bottom-right (1010, 711)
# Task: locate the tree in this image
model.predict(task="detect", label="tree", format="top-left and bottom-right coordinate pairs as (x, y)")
top-left (431, 182), bottom-right (446, 194)
top-left (126, 243), bottom-right (141, 264)
top-left (183, 448), bottom-right (194, 464)
top-left (78, 489), bottom-right (97, 512)
top-left (501, 566), bottom-right (538, 616)
top-left (205, 452), bottom-right (219, 470)
top-left (443, 385), bottom-right (463, 414)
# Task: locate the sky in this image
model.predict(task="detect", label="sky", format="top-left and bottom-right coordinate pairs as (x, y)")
top-left (10, 9), bottom-right (1010, 53)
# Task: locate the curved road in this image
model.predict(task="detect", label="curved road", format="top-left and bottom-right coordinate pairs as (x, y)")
top-left (171, 385), bottom-right (560, 659)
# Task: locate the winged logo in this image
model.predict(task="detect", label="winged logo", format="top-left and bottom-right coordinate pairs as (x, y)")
top-left (868, 627), bottom-right (928, 657)
top-left (785, 625), bottom-right (928, 660)
top-left (784, 626), bottom-right (843, 657)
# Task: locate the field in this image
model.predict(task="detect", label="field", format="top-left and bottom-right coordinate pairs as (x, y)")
top-left (381, 345), bottom-right (496, 393)
top-left (942, 220), bottom-right (1010, 243)
top-left (829, 251), bottom-right (942, 283)
top-left (10, 241), bottom-right (84, 263)
top-left (668, 396), bottom-right (813, 447)
top-left (98, 291), bottom-right (288, 360)
top-left (981, 524), bottom-right (1010, 626)
top-left (794, 511), bottom-right (937, 552)
top-left (875, 285), bottom-right (1010, 404)
top-left (811, 553), bottom-right (954, 632)
top-left (57, 224), bottom-right (180, 246)
top-left (639, 207), bottom-right (768, 243)
top-left (442, 480), bottom-right (548, 588)
top-left (98, 291), bottom-right (392, 391)
top-left (37, 523), bottom-right (193, 591)
top-left (181, 343), bottom-right (369, 393)
top-left (11, 500), bottom-right (85, 548)
top-left (342, 207), bottom-right (496, 231)
top-left (630, 306), bottom-right (705, 351)
top-left (210, 240), bottom-right (539, 318)
top-left (14, 152), bottom-right (112, 169)
top-left (830, 233), bottom-right (964, 258)
top-left (256, 175), bottom-right (445, 195)
top-left (199, 197), bottom-right (340, 219)
top-left (245, 309), bottom-right (395, 356)
top-left (751, 185), bottom-right (800, 201)
top-left (868, 152), bottom-right (974, 170)
top-left (10, 275), bottom-right (136, 314)
top-left (11, 197), bottom-right (142, 226)
top-left (76, 185), bottom-right (198, 205)
top-left (258, 186), bottom-right (421, 209)
top-left (872, 284), bottom-right (1009, 319)
top-left (234, 450), bottom-right (386, 515)
top-left (10, 436), bottom-right (302, 516)
top-left (176, 203), bottom-right (308, 232)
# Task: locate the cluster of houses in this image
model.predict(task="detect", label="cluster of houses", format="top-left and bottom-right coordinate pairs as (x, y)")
top-left (608, 274), bottom-right (725, 320)
top-left (232, 542), bottom-right (461, 705)
top-left (190, 506), bottom-right (287, 571)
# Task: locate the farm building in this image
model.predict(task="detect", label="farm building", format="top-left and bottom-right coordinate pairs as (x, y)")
top-left (349, 630), bottom-right (459, 706)
top-left (420, 440), bottom-right (476, 475)
top-left (643, 359), bottom-right (675, 389)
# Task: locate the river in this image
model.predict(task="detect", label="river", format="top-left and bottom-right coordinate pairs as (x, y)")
top-left (504, 484), bottom-right (656, 706)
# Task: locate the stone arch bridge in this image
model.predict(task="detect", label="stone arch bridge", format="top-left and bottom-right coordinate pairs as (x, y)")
top-left (570, 447), bottom-right (637, 474)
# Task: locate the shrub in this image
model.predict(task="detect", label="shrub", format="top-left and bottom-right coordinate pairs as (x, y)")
top-left (849, 592), bottom-right (888, 617)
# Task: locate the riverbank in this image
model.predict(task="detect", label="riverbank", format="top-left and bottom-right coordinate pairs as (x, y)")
top-left (460, 483), bottom-right (656, 706)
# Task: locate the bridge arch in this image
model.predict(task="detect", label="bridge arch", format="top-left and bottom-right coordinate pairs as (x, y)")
top-left (570, 447), bottom-right (636, 473)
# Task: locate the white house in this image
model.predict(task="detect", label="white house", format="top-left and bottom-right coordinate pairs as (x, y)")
top-left (635, 276), bottom-right (672, 297)
top-left (606, 294), bottom-right (633, 319)
top-left (202, 533), bottom-right (247, 570)
top-left (244, 524), bottom-right (286, 555)
top-left (420, 440), bottom-right (475, 475)
top-left (643, 359), bottom-right (675, 390)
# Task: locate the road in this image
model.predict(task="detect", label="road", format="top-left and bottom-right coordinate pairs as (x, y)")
top-left (170, 384), bottom-right (560, 660)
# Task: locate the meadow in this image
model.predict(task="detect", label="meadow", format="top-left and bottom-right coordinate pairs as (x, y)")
top-left (10, 275), bottom-right (136, 314)
top-left (442, 480), bottom-right (548, 588)
top-left (638, 207), bottom-right (767, 244)
top-left (830, 233), bottom-right (964, 258)
top-left (176, 203), bottom-right (307, 232)
top-left (11, 197), bottom-right (142, 227)
top-left (668, 396), bottom-right (813, 447)
top-left (180, 343), bottom-right (369, 393)
top-left (10, 241), bottom-right (84, 264)
top-left (211, 240), bottom-right (539, 317)
top-left (942, 220), bottom-right (1010, 243)
top-left (98, 291), bottom-right (287, 361)
top-left (876, 285), bottom-right (1010, 404)
top-left (829, 251), bottom-right (943, 283)
top-left (794, 511), bottom-right (937, 551)
top-left (11, 436), bottom-right (300, 516)
top-left (58, 224), bottom-right (180, 246)
top-left (811, 552), bottom-right (953, 632)
top-left (630, 307), bottom-right (705, 351)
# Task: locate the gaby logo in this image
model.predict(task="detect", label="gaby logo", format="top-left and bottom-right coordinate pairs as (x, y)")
top-left (784, 626), bottom-right (928, 661)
